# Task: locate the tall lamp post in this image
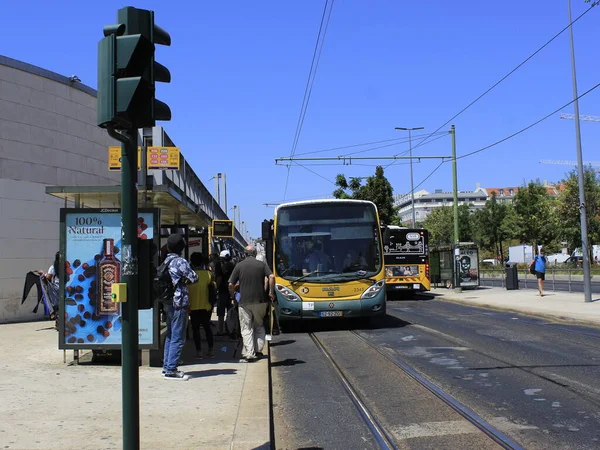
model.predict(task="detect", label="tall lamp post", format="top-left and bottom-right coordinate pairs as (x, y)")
top-left (395, 126), bottom-right (424, 227)
top-left (567, 0), bottom-right (592, 303)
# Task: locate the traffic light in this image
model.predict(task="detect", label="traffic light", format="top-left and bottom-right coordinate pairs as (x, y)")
top-left (97, 7), bottom-right (171, 129)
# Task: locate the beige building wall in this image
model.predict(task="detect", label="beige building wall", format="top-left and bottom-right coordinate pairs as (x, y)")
top-left (0, 56), bottom-right (119, 322)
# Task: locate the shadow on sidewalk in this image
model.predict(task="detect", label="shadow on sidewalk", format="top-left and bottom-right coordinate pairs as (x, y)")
top-left (185, 368), bottom-right (238, 378)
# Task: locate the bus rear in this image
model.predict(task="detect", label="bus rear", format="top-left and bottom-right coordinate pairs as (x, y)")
top-left (383, 226), bottom-right (431, 293)
top-left (269, 199), bottom-right (386, 324)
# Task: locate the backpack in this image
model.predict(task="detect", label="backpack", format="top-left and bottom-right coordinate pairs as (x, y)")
top-left (155, 255), bottom-right (177, 304)
top-left (529, 256), bottom-right (538, 275)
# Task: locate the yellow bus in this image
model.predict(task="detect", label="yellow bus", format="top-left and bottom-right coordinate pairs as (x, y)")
top-left (383, 226), bottom-right (431, 294)
top-left (262, 199), bottom-right (386, 325)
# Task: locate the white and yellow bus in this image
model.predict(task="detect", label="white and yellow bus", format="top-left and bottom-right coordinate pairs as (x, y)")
top-left (263, 199), bottom-right (386, 325)
top-left (383, 226), bottom-right (431, 293)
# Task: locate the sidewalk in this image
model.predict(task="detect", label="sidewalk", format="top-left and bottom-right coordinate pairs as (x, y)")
top-left (0, 320), bottom-right (270, 450)
top-left (432, 285), bottom-right (600, 327)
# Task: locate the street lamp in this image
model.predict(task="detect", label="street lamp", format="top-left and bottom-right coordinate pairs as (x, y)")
top-left (395, 126), bottom-right (424, 227)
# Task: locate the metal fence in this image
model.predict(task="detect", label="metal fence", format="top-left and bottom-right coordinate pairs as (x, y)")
top-left (479, 268), bottom-right (600, 293)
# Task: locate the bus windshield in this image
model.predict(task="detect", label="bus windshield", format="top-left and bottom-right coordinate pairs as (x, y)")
top-left (275, 202), bottom-right (382, 282)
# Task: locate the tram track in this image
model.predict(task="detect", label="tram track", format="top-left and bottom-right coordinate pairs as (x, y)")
top-left (307, 330), bottom-right (522, 449)
top-left (348, 330), bottom-right (523, 450)
top-left (310, 332), bottom-right (398, 450)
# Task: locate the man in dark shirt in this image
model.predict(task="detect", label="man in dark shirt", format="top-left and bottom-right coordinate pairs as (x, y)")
top-left (228, 245), bottom-right (274, 362)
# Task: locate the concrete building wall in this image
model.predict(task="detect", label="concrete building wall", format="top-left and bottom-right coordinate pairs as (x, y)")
top-left (0, 56), bottom-right (119, 323)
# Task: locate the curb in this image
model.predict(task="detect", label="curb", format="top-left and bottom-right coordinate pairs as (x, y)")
top-left (436, 294), bottom-right (600, 328)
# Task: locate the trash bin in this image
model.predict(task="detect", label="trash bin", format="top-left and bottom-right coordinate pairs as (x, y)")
top-left (505, 262), bottom-right (519, 290)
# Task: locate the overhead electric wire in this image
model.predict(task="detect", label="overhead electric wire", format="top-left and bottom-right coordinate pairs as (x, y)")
top-left (284, 0), bottom-right (335, 200)
top-left (410, 2), bottom-right (598, 151)
top-left (292, 160), bottom-right (337, 185)
top-left (384, 131), bottom-right (450, 169)
top-left (345, 132), bottom-right (448, 157)
top-left (410, 161), bottom-right (447, 194)
top-left (291, 131), bottom-right (447, 157)
top-left (457, 80), bottom-right (600, 161)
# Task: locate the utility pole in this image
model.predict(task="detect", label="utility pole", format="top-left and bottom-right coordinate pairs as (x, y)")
top-left (567, 0), bottom-right (592, 302)
top-left (395, 126), bottom-right (424, 227)
top-left (451, 125), bottom-right (461, 292)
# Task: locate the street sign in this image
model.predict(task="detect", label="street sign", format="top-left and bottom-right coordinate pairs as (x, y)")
top-left (212, 220), bottom-right (234, 238)
top-left (108, 146), bottom-right (142, 171)
top-left (108, 146), bottom-right (180, 171)
top-left (147, 146), bottom-right (180, 170)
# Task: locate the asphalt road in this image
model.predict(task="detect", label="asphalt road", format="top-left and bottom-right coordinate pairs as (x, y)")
top-left (271, 301), bottom-right (600, 449)
top-left (271, 317), bottom-right (503, 450)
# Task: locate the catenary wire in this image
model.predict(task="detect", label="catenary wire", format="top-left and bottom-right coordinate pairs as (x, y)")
top-left (457, 80), bottom-right (600, 160)
top-left (284, 0), bottom-right (335, 200)
top-left (383, 131), bottom-right (451, 169)
top-left (409, 2), bottom-right (598, 152)
top-left (292, 131), bottom-right (448, 157)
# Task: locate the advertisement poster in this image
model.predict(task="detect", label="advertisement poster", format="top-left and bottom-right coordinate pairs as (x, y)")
top-left (59, 208), bottom-right (159, 349)
top-left (458, 248), bottom-right (479, 288)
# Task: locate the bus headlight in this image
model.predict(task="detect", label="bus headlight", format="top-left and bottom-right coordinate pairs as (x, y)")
top-left (361, 279), bottom-right (385, 299)
top-left (276, 284), bottom-right (301, 302)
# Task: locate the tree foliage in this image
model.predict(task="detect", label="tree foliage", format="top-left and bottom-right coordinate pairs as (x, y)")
top-left (512, 180), bottom-right (556, 254)
top-left (472, 193), bottom-right (511, 261)
top-left (555, 167), bottom-right (600, 253)
top-left (423, 204), bottom-right (472, 246)
top-left (333, 166), bottom-right (398, 225)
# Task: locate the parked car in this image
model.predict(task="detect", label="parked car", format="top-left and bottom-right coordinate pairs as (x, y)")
top-left (564, 256), bottom-right (583, 267)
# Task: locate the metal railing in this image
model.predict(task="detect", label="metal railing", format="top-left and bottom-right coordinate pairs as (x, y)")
top-left (479, 267), bottom-right (600, 293)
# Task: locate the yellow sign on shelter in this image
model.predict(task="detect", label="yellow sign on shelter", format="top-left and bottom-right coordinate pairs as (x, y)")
top-left (108, 146), bottom-right (142, 171)
top-left (147, 147), bottom-right (180, 170)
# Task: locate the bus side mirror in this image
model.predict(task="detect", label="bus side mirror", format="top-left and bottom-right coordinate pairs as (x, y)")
top-left (262, 219), bottom-right (273, 240)
top-left (382, 227), bottom-right (391, 246)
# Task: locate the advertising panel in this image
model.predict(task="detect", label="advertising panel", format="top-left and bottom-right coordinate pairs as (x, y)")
top-left (457, 247), bottom-right (479, 288)
top-left (59, 208), bottom-right (159, 349)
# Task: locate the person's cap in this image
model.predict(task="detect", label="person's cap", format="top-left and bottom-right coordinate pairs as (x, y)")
top-left (167, 234), bottom-right (185, 254)
top-left (220, 250), bottom-right (230, 258)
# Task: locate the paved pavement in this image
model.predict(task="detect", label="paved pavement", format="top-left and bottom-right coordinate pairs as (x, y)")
top-left (0, 319), bottom-right (270, 450)
top-left (431, 285), bottom-right (600, 327)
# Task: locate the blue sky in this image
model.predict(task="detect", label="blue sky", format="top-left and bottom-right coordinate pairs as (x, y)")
top-left (2, 1), bottom-right (599, 237)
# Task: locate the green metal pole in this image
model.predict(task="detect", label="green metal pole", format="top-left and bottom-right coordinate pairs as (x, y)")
top-left (451, 125), bottom-right (461, 291)
top-left (121, 128), bottom-right (140, 450)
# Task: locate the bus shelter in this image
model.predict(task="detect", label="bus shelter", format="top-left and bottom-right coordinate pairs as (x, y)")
top-left (45, 173), bottom-right (246, 364)
top-left (430, 243), bottom-right (480, 290)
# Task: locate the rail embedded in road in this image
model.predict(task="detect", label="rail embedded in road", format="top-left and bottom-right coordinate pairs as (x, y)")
top-left (310, 332), bottom-right (398, 450)
top-left (350, 330), bottom-right (523, 450)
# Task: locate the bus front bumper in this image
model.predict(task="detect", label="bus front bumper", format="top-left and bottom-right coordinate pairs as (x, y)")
top-left (275, 289), bottom-right (386, 321)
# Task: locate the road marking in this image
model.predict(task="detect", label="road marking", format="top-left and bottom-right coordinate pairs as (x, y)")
top-left (391, 420), bottom-right (478, 439)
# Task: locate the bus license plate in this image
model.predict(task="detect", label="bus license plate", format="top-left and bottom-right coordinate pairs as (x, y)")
top-left (319, 311), bottom-right (343, 317)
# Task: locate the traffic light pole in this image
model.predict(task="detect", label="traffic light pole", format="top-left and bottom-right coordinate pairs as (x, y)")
top-left (108, 125), bottom-right (140, 450)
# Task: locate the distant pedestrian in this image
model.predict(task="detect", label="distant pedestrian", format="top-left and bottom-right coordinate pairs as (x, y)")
top-left (162, 234), bottom-right (198, 380)
top-left (188, 253), bottom-right (214, 359)
top-left (228, 245), bottom-right (275, 362)
top-left (530, 247), bottom-right (548, 297)
top-left (217, 250), bottom-right (236, 336)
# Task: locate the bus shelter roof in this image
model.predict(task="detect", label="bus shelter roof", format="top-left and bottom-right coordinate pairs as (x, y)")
top-left (45, 184), bottom-right (211, 228)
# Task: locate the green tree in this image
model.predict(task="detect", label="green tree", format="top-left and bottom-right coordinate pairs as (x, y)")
top-left (333, 166), bottom-right (398, 225)
top-left (423, 204), bottom-right (473, 246)
top-left (555, 167), bottom-right (600, 256)
top-left (512, 180), bottom-right (556, 255)
top-left (424, 206), bottom-right (454, 246)
top-left (472, 193), bottom-right (510, 261)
